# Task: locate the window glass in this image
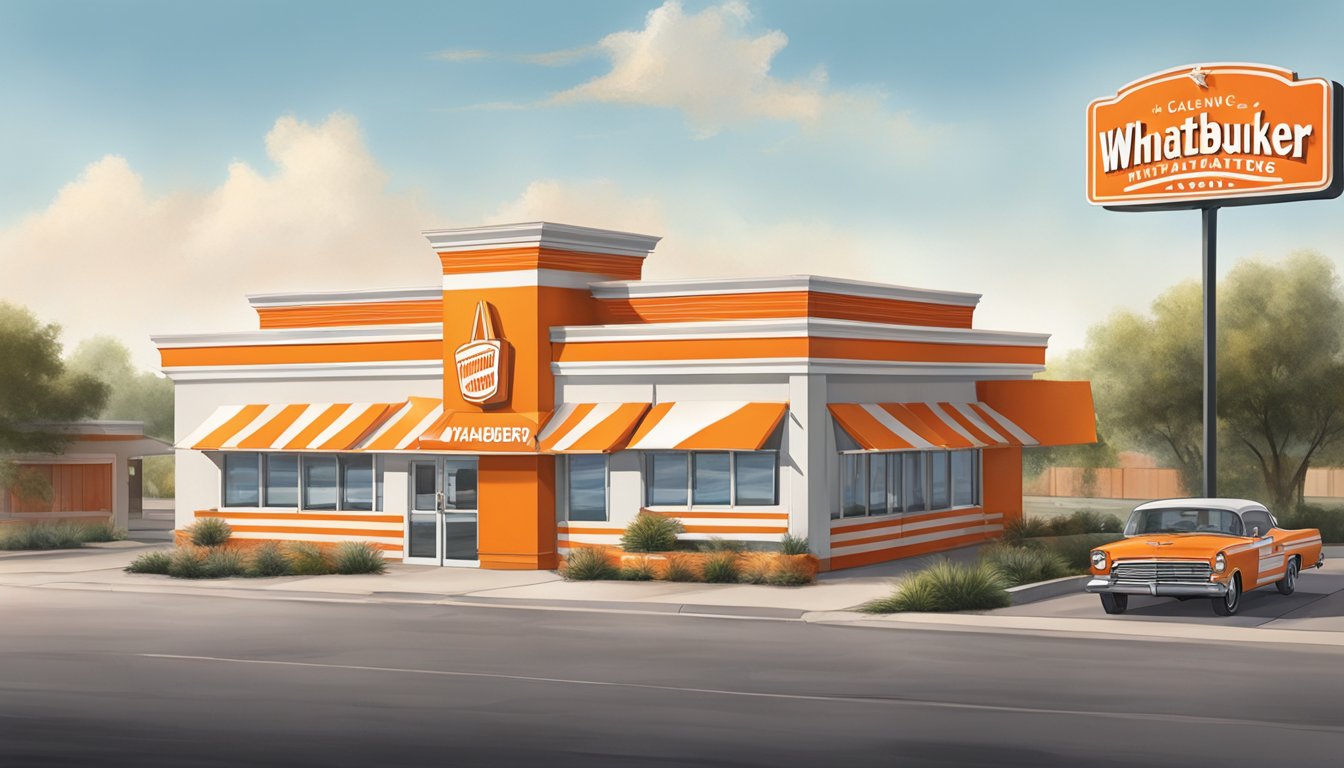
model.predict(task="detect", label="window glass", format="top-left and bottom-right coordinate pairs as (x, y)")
top-left (951, 451), bottom-right (976, 507)
top-left (930, 451), bottom-right (950, 509)
top-left (302, 456), bottom-right (338, 511)
top-left (443, 457), bottom-right (478, 510)
top-left (223, 452), bottom-right (260, 507)
top-left (263, 454), bottom-right (298, 508)
top-left (1124, 508), bottom-right (1244, 536)
top-left (648, 453), bottom-right (689, 506)
top-left (1242, 510), bottom-right (1273, 537)
top-left (567, 454), bottom-right (607, 521)
top-left (904, 453), bottom-right (925, 512)
top-left (840, 453), bottom-right (864, 519)
top-left (867, 453), bottom-right (887, 515)
top-left (888, 454), bottom-right (904, 513)
top-left (692, 452), bottom-right (731, 505)
top-left (340, 455), bottom-right (374, 511)
top-left (412, 462), bottom-right (437, 511)
top-left (735, 452), bottom-right (778, 506)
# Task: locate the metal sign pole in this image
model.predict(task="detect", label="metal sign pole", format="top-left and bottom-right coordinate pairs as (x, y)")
top-left (1202, 207), bottom-right (1218, 498)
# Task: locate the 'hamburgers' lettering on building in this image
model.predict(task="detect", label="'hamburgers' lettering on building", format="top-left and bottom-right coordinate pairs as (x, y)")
top-left (1087, 63), bottom-right (1340, 208)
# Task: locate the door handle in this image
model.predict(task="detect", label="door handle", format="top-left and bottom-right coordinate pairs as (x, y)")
top-left (436, 491), bottom-right (446, 512)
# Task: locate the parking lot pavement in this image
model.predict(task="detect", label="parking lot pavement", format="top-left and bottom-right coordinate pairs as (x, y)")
top-left (996, 560), bottom-right (1344, 631)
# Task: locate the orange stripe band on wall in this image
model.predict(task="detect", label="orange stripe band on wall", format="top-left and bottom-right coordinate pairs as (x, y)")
top-left (438, 247), bottom-right (644, 280)
top-left (257, 300), bottom-right (443, 329)
top-left (554, 337), bottom-right (1045, 366)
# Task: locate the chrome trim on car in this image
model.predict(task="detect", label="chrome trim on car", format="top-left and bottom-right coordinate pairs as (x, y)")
top-left (1110, 559), bottom-right (1213, 585)
top-left (1085, 578), bottom-right (1229, 598)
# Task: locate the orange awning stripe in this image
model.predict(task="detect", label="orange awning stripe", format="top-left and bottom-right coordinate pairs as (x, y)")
top-left (830, 401), bottom-right (1038, 451)
top-left (625, 402), bottom-right (787, 451)
top-left (357, 397), bottom-right (444, 451)
top-left (179, 402), bottom-right (401, 451)
top-left (538, 403), bottom-right (651, 453)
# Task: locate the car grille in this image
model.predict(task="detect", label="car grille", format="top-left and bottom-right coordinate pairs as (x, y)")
top-left (1112, 560), bottom-right (1212, 584)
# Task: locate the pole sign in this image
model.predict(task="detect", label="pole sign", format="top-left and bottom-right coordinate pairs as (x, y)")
top-left (1087, 63), bottom-right (1343, 210)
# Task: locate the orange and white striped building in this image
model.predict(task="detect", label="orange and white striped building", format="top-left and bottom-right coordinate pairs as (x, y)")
top-left (155, 222), bottom-right (1095, 570)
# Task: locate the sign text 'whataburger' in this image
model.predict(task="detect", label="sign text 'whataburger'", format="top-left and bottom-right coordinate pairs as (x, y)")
top-left (1087, 63), bottom-right (1343, 209)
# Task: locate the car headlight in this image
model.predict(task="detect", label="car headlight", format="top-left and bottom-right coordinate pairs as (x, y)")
top-left (1214, 552), bottom-right (1226, 573)
top-left (1090, 550), bottom-right (1107, 570)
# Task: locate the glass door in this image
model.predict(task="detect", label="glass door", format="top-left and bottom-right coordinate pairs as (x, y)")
top-left (405, 458), bottom-right (479, 567)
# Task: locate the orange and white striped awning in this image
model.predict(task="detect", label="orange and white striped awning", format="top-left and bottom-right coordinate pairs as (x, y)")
top-left (625, 402), bottom-right (787, 451)
top-left (538, 403), bottom-right (650, 453)
top-left (355, 397), bottom-right (444, 451)
top-left (179, 402), bottom-right (396, 452)
top-left (829, 401), bottom-right (1038, 451)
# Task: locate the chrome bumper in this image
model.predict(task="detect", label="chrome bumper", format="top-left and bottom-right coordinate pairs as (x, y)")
top-left (1085, 578), bottom-right (1228, 597)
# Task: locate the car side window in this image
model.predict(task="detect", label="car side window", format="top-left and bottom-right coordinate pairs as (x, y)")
top-left (1242, 510), bottom-right (1273, 537)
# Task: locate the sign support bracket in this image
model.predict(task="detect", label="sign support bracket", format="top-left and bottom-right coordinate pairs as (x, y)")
top-left (1202, 206), bottom-right (1218, 498)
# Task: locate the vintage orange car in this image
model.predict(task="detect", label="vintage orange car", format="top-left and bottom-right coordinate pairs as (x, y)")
top-left (1085, 498), bottom-right (1324, 616)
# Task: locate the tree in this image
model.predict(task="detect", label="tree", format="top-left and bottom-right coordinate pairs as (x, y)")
top-left (66, 336), bottom-right (173, 440)
top-left (0, 302), bottom-right (109, 504)
top-left (1065, 251), bottom-right (1344, 511)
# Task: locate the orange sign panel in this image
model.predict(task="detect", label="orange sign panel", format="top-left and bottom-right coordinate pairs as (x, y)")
top-left (1087, 63), bottom-right (1342, 209)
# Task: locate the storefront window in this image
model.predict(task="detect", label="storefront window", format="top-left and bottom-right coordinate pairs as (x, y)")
top-left (223, 452), bottom-right (260, 507)
top-left (340, 455), bottom-right (374, 511)
top-left (567, 455), bottom-right (607, 521)
top-left (867, 453), bottom-right (887, 515)
top-left (263, 454), bottom-right (298, 507)
top-left (444, 457), bottom-right (478, 510)
top-left (735, 452), bottom-right (778, 506)
top-left (929, 451), bottom-right (950, 509)
top-left (692, 452), bottom-right (731, 505)
top-left (952, 451), bottom-right (976, 507)
top-left (887, 456), bottom-right (904, 514)
top-left (302, 456), bottom-right (339, 511)
top-left (647, 452), bottom-right (689, 506)
top-left (839, 450), bottom-right (981, 517)
top-left (903, 453), bottom-right (926, 512)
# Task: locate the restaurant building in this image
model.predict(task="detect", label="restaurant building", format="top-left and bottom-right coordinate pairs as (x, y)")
top-left (156, 222), bottom-right (1095, 571)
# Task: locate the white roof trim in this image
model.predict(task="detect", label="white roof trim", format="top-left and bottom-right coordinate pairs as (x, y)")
top-left (551, 317), bottom-right (1049, 347)
top-left (152, 324), bottom-right (443, 349)
top-left (246, 286), bottom-right (441, 308)
top-left (424, 221), bottom-right (661, 258)
top-left (552, 358), bottom-right (1044, 378)
top-left (588, 274), bottom-right (981, 306)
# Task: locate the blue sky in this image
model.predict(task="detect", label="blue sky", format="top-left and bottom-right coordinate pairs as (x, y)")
top-left (5, 0), bottom-right (1344, 368)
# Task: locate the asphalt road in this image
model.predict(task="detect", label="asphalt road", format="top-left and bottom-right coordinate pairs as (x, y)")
top-left (1, 586), bottom-right (1342, 767)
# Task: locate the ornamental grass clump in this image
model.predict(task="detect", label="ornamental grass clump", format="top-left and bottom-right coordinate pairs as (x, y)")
top-left (166, 547), bottom-right (209, 579)
top-left (562, 546), bottom-right (617, 581)
top-left (768, 556), bottom-right (816, 586)
top-left (780, 533), bottom-right (811, 556)
top-left (738, 553), bottom-right (774, 584)
top-left (125, 550), bottom-right (173, 575)
top-left (1002, 517), bottom-right (1051, 544)
top-left (287, 542), bottom-right (333, 576)
top-left (981, 543), bottom-right (1070, 587)
top-left (862, 560), bottom-right (1009, 613)
top-left (701, 551), bottom-right (741, 583)
top-left (0, 521), bottom-right (120, 550)
top-left (620, 513), bottom-right (683, 553)
top-left (332, 541), bottom-right (388, 575)
top-left (619, 556), bottom-right (656, 581)
top-left (662, 553), bottom-right (700, 582)
top-left (247, 542), bottom-right (293, 577)
top-left (187, 517), bottom-right (232, 547)
top-left (1047, 509), bottom-right (1121, 536)
top-left (201, 547), bottom-right (248, 578)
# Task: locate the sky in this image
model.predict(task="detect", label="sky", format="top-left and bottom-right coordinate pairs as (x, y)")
top-left (5, 0), bottom-right (1344, 370)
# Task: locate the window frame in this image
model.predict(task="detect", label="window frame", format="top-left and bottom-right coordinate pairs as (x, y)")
top-left (642, 450), bottom-right (781, 509)
top-left (835, 449), bottom-right (983, 520)
top-left (563, 454), bottom-right (610, 522)
top-left (219, 452), bottom-right (379, 512)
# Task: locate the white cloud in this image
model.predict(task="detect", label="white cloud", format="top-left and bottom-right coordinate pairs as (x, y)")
top-left (0, 113), bottom-right (438, 370)
top-left (546, 0), bottom-right (918, 141)
top-left (430, 49), bottom-right (488, 62)
top-left (485, 178), bottom-right (666, 235)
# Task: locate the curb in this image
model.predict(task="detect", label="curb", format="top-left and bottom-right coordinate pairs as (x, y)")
top-left (1005, 575), bottom-right (1090, 606)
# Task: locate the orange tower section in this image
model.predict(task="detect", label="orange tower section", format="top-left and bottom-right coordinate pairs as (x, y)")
top-left (425, 223), bottom-right (662, 569)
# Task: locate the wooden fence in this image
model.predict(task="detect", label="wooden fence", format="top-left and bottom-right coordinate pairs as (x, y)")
top-left (1028, 465), bottom-right (1344, 499)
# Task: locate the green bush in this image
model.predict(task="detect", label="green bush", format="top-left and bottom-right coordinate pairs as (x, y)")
top-left (166, 547), bottom-right (208, 579)
top-left (619, 557), bottom-right (656, 581)
top-left (1279, 505), bottom-right (1344, 544)
top-left (202, 547), bottom-right (248, 578)
top-left (1037, 533), bottom-right (1125, 571)
top-left (700, 537), bottom-right (745, 554)
top-left (287, 542), bottom-right (332, 575)
top-left (332, 542), bottom-right (388, 575)
top-left (701, 551), bottom-right (740, 583)
top-left (663, 553), bottom-right (700, 582)
top-left (247, 542), bottom-right (293, 577)
top-left (620, 513), bottom-right (683, 553)
top-left (125, 550), bottom-right (173, 574)
top-left (780, 533), bottom-right (811, 556)
top-left (1002, 517), bottom-right (1051, 544)
top-left (862, 560), bottom-right (1010, 613)
top-left (981, 543), bottom-right (1070, 587)
top-left (562, 546), bottom-right (617, 581)
top-left (1046, 509), bottom-right (1122, 536)
top-left (188, 518), bottom-right (232, 547)
top-left (0, 521), bottom-right (122, 550)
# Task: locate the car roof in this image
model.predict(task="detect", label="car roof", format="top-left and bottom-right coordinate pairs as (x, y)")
top-left (1132, 498), bottom-right (1269, 515)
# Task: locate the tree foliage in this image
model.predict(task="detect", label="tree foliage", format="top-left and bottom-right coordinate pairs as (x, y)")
top-left (0, 302), bottom-right (108, 455)
top-left (66, 336), bottom-right (173, 440)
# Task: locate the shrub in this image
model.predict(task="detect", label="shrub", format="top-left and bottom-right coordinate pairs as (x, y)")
top-left (562, 546), bottom-right (617, 581)
top-left (1002, 517), bottom-right (1051, 544)
top-left (981, 543), bottom-right (1070, 587)
top-left (247, 542), bottom-right (293, 577)
top-left (78, 521), bottom-right (124, 543)
top-left (1279, 505), bottom-right (1344, 544)
top-left (780, 533), bottom-right (811, 556)
top-left (0, 521), bottom-right (119, 550)
top-left (332, 542), bottom-right (388, 575)
top-left (1039, 533), bottom-right (1125, 571)
top-left (1046, 509), bottom-right (1122, 536)
top-left (700, 537), bottom-right (745, 554)
top-left (662, 553), bottom-right (700, 582)
top-left (701, 551), bottom-right (740, 583)
top-left (739, 553), bottom-right (774, 584)
top-left (202, 547), bottom-right (248, 578)
top-left (619, 556), bottom-right (656, 581)
top-left (188, 518), bottom-right (232, 547)
top-left (287, 542), bottom-right (333, 575)
top-left (861, 560), bottom-right (1009, 613)
top-left (620, 513), bottom-right (683, 553)
top-left (768, 556), bottom-right (816, 586)
top-left (166, 547), bottom-right (208, 579)
top-left (125, 550), bottom-right (173, 574)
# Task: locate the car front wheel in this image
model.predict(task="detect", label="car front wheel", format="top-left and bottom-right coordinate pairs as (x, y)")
top-left (1212, 574), bottom-right (1241, 616)
top-left (1276, 558), bottom-right (1299, 596)
top-left (1100, 593), bottom-right (1128, 615)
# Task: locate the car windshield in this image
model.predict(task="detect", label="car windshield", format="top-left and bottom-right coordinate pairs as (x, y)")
top-left (1124, 508), bottom-right (1245, 537)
